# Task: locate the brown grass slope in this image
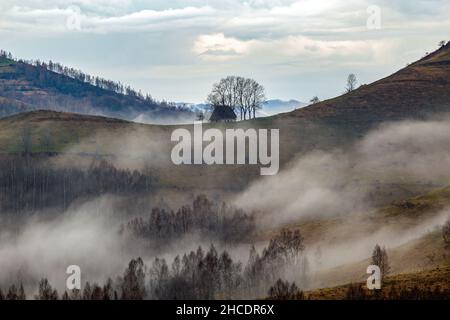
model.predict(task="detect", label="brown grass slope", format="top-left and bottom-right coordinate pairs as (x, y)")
top-left (268, 186), bottom-right (450, 291)
top-left (261, 185), bottom-right (450, 246)
top-left (307, 265), bottom-right (450, 300)
top-left (280, 42), bottom-right (450, 124)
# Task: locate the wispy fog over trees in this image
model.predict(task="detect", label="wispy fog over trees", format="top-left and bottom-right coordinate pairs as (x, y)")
top-left (371, 244), bottom-right (390, 280)
top-left (244, 229), bottom-right (307, 297)
top-left (0, 158), bottom-right (157, 213)
top-left (125, 195), bottom-right (256, 246)
top-left (0, 226), bottom-right (308, 300)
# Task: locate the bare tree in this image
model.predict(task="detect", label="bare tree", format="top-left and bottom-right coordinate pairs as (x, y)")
top-left (148, 257), bottom-right (169, 299)
top-left (271, 228), bottom-right (305, 266)
top-left (248, 78), bottom-right (265, 119)
top-left (310, 96), bottom-right (320, 104)
top-left (207, 76), bottom-right (237, 111)
top-left (346, 74), bottom-right (357, 93)
top-left (35, 278), bottom-right (58, 300)
top-left (41, 128), bottom-right (53, 150)
top-left (5, 284), bottom-right (26, 300)
top-left (20, 126), bottom-right (32, 155)
top-left (17, 284), bottom-right (26, 300)
top-left (371, 244), bottom-right (390, 280)
top-left (83, 282), bottom-right (92, 300)
top-left (121, 257), bottom-right (146, 300)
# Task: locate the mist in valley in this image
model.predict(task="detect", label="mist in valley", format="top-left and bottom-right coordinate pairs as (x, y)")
top-left (1, 117), bottom-right (450, 299)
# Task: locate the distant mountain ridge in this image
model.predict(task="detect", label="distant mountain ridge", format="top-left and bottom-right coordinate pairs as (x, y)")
top-left (261, 99), bottom-right (307, 116)
top-left (175, 99), bottom-right (306, 118)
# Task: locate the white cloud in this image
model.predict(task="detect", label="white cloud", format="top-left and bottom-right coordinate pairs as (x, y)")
top-left (1, 3), bottom-right (216, 33)
top-left (1, 0), bottom-right (448, 38)
top-left (193, 33), bottom-right (395, 65)
top-left (193, 33), bottom-right (259, 61)
top-left (87, 6), bottom-right (215, 31)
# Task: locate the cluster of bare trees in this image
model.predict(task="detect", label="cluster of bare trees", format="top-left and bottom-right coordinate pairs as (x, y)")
top-left (145, 228), bottom-right (306, 300)
top-left (148, 245), bottom-right (242, 299)
top-left (0, 158), bottom-right (157, 214)
top-left (244, 229), bottom-right (307, 297)
top-left (207, 76), bottom-right (265, 120)
top-left (0, 259), bottom-right (143, 300)
top-left (0, 227), bottom-right (307, 300)
top-left (125, 195), bottom-right (255, 247)
top-left (0, 283), bottom-right (26, 300)
top-left (267, 279), bottom-right (305, 300)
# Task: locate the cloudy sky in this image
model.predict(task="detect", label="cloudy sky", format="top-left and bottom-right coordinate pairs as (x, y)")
top-left (0, 0), bottom-right (449, 103)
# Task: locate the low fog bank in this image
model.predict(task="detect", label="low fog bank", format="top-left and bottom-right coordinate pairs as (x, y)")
top-left (53, 126), bottom-right (171, 171)
top-left (228, 118), bottom-right (450, 288)
top-left (0, 197), bottom-right (128, 292)
top-left (308, 209), bottom-right (450, 273)
top-left (235, 118), bottom-right (450, 227)
top-left (133, 113), bottom-right (196, 125)
top-left (0, 195), bottom-right (255, 296)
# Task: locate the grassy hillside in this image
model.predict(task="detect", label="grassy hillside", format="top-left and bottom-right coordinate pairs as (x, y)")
top-left (1, 45), bottom-right (450, 195)
top-left (1, 46), bottom-right (450, 299)
top-left (259, 186), bottom-right (450, 245)
top-left (307, 265), bottom-right (450, 300)
top-left (259, 186), bottom-right (450, 291)
top-left (2, 44), bottom-right (450, 155)
top-left (309, 230), bottom-right (449, 290)
top-left (281, 42), bottom-right (450, 123)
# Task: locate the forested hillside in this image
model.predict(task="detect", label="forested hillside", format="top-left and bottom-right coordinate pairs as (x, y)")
top-left (0, 50), bottom-right (194, 122)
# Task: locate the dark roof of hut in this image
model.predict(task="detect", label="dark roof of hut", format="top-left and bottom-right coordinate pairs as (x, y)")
top-left (209, 105), bottom-right (237, 122)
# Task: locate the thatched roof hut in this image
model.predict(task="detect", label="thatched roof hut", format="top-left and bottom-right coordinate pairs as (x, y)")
top-left (209, 105), bottom-right (237, 122)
